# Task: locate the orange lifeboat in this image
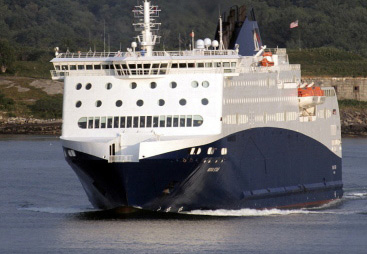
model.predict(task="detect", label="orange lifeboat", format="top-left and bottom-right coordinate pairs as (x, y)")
top-left (260, 52), bottom-right (275, 67)
top-left (298, 86), bottom-right (326, 108)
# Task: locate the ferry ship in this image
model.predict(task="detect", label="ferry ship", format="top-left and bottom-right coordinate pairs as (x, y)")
top-left (51, 0), bottom-right (343, 212)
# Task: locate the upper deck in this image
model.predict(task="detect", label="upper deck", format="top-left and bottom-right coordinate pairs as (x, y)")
top-left (50, 48), bottom-right (300, 80)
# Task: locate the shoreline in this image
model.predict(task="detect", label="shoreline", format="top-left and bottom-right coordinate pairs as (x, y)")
top-left (0, 109), bottom-right (366, 137)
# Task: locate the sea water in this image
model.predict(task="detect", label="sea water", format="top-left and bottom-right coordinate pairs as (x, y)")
top-left (0, 135), bottom-right (366, 254)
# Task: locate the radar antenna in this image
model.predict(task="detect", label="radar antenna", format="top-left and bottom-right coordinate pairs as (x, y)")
top-left (133, 0), bottom-right (161, 56)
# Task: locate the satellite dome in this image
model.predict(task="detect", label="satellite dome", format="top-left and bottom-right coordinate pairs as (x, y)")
top-left (196, 39), bottom-right (205, 49)
top-left (212, 40), bottom-right (219, 48)
top-left (204, 38), bottom-right (212, 48)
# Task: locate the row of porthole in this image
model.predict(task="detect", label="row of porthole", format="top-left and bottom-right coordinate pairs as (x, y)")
top-left (75, 98), bottom-right (209, 108)
top-left (75, 81), bottom-right (210, 90)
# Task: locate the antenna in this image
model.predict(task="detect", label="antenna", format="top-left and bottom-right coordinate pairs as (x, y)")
top-left (219, 15), bottom-right (225, 50)
top-left (103, 19), bottom-right (106, 53)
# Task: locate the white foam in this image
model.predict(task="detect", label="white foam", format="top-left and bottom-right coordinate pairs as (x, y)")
top-left (18, 206), bottom-right (96, 214)
top-left (185, 208), bottom-right (312, 217)
top-left (344, 191), bottom-right (367, 200)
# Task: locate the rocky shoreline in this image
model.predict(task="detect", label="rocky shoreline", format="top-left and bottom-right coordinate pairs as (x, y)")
top-left (0, 110), bottom-right (366, 136)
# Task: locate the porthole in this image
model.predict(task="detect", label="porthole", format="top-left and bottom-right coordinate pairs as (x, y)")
top-left (76, 83), bottom-right (82, 90)
top-left (158, 99), bottom-right (165, 106)
top-left (75, 101), bottom-right (82, 108)
top-left (86, 83), bottom-right (92, 90)
top-left (202, 81), bottom-right (210, 88)
top-left (137, 100), bottom-right (144, 107)
top-left (95, 100), bottom-right (102, 107)
top-left (191, 81), bottom-right (199, 88)
top-left (116, 100), bottom-right (123, 107)
top-left (202, 98), bottom-right (209, 105)
top-left (179, 99), bottom-right (186, 106)
top-left (130, 82), bottom-right (137, 89)
top-left (106, 83), bottom-right (113, 90)
top-left (150, 82), bottom-right (157, 89)
top-left (170, 81), bottom-right (177, 89)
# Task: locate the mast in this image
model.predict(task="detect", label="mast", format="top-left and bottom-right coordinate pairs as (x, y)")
top-left (133, 0), bottom-right (161, 57)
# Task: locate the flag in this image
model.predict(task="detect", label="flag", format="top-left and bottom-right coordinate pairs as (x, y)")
top-left (290, 20), bottom-right (298, 29)
top-left (189, 31), bottom-right (195, 38)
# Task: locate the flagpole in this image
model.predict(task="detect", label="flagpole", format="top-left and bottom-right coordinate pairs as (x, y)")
top-left (298, 26), bottom-right (301, 51)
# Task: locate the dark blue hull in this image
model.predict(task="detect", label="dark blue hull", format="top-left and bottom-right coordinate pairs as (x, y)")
top-left (64, 127), bottom-right (343, 212)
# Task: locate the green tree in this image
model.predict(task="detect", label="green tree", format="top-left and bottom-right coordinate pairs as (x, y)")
top-left (0, 39), bottom-right (15, 73)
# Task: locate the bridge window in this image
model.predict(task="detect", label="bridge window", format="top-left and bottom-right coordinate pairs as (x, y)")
top-left (107, 117), bottom-right (113, 128)
top-left (193, 115), bottom-right (203, 126)
top-left (133, 117), bottom-right (139, 128)
top-left (94, 65), bottom-right (101, 70)
top-left (94, 117), bottom-right (100, 128)
top-left (166, 116), bottom-right (172, 127)
top-left (160, 116), bottom-right (166, 127)
top-left (120, 117), bottom-right (126, 128)
top-left (88, 117), bottom-right (94, 129)
top-left (101, 117), bottom-right (106, 128)
top-left (78, 65), bottom-right (85, 70)
top-left (186, 115), bottom-right (192, 127)
top-left (86, 65), bottom-right (93, 70)
top-left (70, 65), bottom-right (76, 70)
top-left (153, 116), bottom-right (159, 128)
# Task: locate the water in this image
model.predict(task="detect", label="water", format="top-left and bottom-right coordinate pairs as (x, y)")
top-left (0, 136), bottom-right (366, 254)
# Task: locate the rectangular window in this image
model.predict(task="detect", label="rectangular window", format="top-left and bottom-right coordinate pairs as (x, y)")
top-left (121, 64), bottom-right (128, 70)
top-left (173, 115), bottom-right (179, 127)
top-left (62, 65), bottom-right (68, 70)
top-left (188, 63), bottom-right (195, 68)
top-left (140, 116), bottom-right (146, 128)
top-left (223, 62), bottom-right (230, 67)
top-left (86, 65), bottom-right (93, 70)
top-left (88, 117), bottom-right (94, 129)
top-left (70, 65), bottom-right (76, 70)
top-left (110, 65), bottom-right (114, 69)
top-left (197, 63), bottom-right (204, 68)
top-left (127, 116), bottom-right (132, 128)
top-left (160, 116), bottom-right (166, 127)
top-left (133, 116), bottom-right (139, 128)
top-left (120, 117), bottom-right (126, 128)
top-left (180, 115), bottom-right (186, 127)
top-left (231, 62), bottom-right (237, 67)
top-left (161, 63), bottom-right (168, 68)
top-left (94, 65), bottom-right (101, 70)
top-left (146, 116), bottom-right (152, 127)
top-left (102, 65), bottom-right (109, 70)
top-left (179, 63), bottom-right (187, 68)
top-left (166, 115), bottom-right (172, 127)
top-left (55, 65), bottom-right (60, 70)
top-left (128, 64), bottom-right (136, 69)
top-left (101, 117), bottom-right (106, 128)
top-left (205, 62), bottom-right (212, 68)
top-left (78, 65), bottom-right (85, 70)
top-left (171, 63), bottom-right (178, 68)
top-left (152, 63), bottom-right (160, 69)
top-left (115, 64), bottom-right (122, 69)
top-left (216, 62), bottom-right (222, 67)
top-left (107, 117), bottom-right (113, 128)
top-left (94, 117), bottom-right (100, 129)
top-left (186, 115), bottom-right (192, 127)
top-left (114, 117), bottom-right (119, 128)
top-left (153, 116), bottom-right (159, 128)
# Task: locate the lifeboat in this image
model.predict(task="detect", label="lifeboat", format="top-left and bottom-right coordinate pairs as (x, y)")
top-left (260, 52), bottom-right (275, 67)
top-left (298, 86), bottom-right (326, 108)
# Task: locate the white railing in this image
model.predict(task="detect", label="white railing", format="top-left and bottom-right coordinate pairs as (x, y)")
top-left (55, 49), bottom-right (239, 59)
top-left (108, 155), bottom-right (133, 163)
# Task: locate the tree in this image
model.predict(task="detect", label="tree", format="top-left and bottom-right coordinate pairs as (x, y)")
top-left (0, 39), bottom-right (15, 73)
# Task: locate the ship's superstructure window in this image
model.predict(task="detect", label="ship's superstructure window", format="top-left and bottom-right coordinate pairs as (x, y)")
top-left (77, 115), bottom-right (204, 129)
top-left (78, 65), bottom-right (84, 70)
top-left (158, 99), bottom-right (165, 106)
top-left (70, 65), bottom-right (76, 70)
top-left (170, 81), bottom-right (177, 89)
top-left (207, 147), bottom-right (215, 155)
top-left (55, 65), bottom-right (60, 70)
top-left (179, 99), bottom-right (187, 106)
top-left (86, 65), bottom-right (93, 70)
top-left (94, 65), bottom-right (101, 70)
top-left (137, 100), bottom-right (144, 107)
top-left (202, 81), bottom-right (210, 88)
top-left (221, 148), bottom-right (228, 155)
top-left (62, 65), bottom-right (68, 70)
top-left (76, 83), bottom-right (82, 90)
top-left (116, 100), bottom-right (123, 107)
top-left (75, 101), bottom-right (82, 108)
top-left (130, 82), bottom-right (137, 89)
top-left (86, 83), bottom-right (92, 90)
top-left (202, 98), bottom-right (209, 105)
top-left (96, 100), bottom-right (102, 107)
top-left (191, 81), bottom-right (199, 88)
top-left (150, 82), bottom-right (157, 89)
top-left (106, 83), bottom-right (113, 90)
top-left (78, 117), bottom-right (87, 129)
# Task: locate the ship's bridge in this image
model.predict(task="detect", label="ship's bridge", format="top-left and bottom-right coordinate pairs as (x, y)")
top-left (50, 49), bottom-right (241, 80)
